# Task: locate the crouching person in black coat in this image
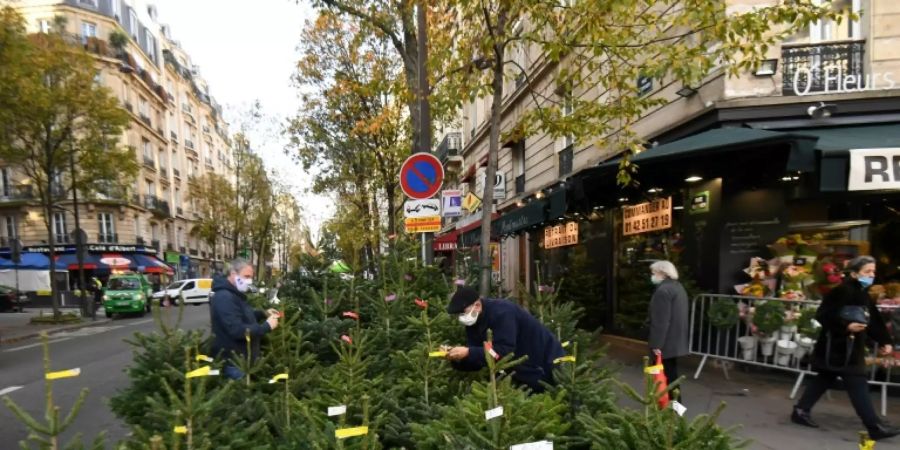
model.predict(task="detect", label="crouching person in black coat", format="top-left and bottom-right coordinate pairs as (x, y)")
top-left (444, 286), bottom-right (565, 392)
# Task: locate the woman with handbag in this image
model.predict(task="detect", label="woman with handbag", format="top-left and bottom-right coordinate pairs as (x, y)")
top-left (792, 255), bottom-right (900, 441)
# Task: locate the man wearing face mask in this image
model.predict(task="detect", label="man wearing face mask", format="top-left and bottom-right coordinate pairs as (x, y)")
top-left (647, 260), bottom-right (689, 401)
top-left (210, 258), bottom-right (279, 380)
top-left (445, 286), bottom-right (565, 392)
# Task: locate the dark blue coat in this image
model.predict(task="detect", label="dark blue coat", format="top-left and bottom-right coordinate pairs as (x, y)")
top-left (209, 276), bottom-right (270, 362)
top-left (451, 298), bottom-right (565, 391)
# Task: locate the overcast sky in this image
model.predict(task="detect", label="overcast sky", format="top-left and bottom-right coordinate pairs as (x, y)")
top-left (151, 0), bottom-right (331, 241)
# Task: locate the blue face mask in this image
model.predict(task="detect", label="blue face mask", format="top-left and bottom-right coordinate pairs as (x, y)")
top-left (858, 276), bottom-right (874, 288)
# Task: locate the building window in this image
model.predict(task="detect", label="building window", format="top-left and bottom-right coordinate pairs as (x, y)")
top-left (111, 0), bottom-right (121, 19)
top-left (81, 22), bottom-right (96, 44)
top-left (144, 29), bottom-right (157, 63)
top-left (151, 223), bottom-right (159, 242)
top-left (135, 215), bottom-right (142, 239)
top-left (559, 145), bottom-right (573, 177)
top-left (3, 216), bottom-right (17, 245)
top-left (52, 212), bottom-right (68, 244)
top-left (512, 141), bottom-right (526, 194)
top-left (146, 180), bottom-right (155, 198)
top-left (79, 0), bottom-right (98, 7)
top-left (1, 167), bottom-right (9, 197)
top-left (39, 19), bottom-right (51, 33)
top-left (128, 9), bottom-right (138, 38)
top-left (99, 212), bottom-right (115, 243)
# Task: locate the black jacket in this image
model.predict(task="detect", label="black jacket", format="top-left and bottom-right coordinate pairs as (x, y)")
top-left (648, 279), bottom-right (690, 358)
top-left (209, 276), bottom-right (270, 362)
top-left (451, 298), bottom-right (565, 391)
top-left (813, 278), bottom-right (892, 375)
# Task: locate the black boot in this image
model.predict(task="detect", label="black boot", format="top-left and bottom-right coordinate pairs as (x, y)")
top-left (791, 407), bottom-right (819, 428)
top-left (868, 423), bottom-right (900, 441)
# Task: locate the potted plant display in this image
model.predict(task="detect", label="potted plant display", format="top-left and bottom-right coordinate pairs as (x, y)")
top-left (754, 301), bottom-right (786, 357)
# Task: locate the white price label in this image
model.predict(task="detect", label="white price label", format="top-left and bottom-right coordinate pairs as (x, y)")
top-left (327, 405), bottom-right (347, 417)
top-left (671, 401), bottom-right (687, 417)
top-left (485, 406), bottom-right (504, 421)
top-left (511, 441), bottom-right (553, 450)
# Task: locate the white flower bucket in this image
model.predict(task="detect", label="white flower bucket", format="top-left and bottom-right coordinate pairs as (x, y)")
top-left (776, 340), bottom-right (798, 366)
top-left (760, 335), bottom-right (778, 356)
top-left (780, 325), bottom-right (797, 341)
top-left (738, 336), bottom-right (758, 361)
top-left (794, 337), bottom-right (815, 360)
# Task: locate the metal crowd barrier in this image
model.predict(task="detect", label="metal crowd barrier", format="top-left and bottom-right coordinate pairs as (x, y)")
top-left (690, 294), bottom-right (899, 416)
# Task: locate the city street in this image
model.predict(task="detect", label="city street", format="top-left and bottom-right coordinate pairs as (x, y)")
top-left (0, 306), bottom-right (210, 446)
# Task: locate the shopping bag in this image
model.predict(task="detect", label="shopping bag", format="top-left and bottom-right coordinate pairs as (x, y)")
top-left (644, 353), bottom-right (669, 409)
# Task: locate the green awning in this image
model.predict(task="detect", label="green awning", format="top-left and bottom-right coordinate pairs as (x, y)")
top-left (789, 124), bottom-right (900, 192)
top-left (599, 127), bottom-right (819, 172)
top-left (493, 201), bottom-right (545, 235)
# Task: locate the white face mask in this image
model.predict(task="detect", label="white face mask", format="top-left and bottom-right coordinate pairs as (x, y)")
top-left (651, 274), bottom-right (664, 285)
top-left (235, 276), bottom-right (254, 293)
top-left (458, 308), bottom-right (479, 326)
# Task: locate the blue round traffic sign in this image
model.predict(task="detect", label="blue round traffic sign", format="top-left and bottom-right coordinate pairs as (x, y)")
top-left (400, 153), bottom-right (444, 199)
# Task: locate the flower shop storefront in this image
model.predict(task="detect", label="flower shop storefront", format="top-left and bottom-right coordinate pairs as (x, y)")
top-left (568, 123), bottom-right (900, 338)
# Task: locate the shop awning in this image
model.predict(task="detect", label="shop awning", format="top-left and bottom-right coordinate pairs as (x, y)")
top-left (492, 189), bottom-right (567, 236)
top-left (784, 124), bottom-right (900, 192)
top-left (433, 230), bottom-right (459, 252)
top-left (458, 213), bottom-right (500, 248)
top-left (0, 253), bottom-right (66, 270)
top-left (132, 254), bottom-right (175, 275)
top-left (55, 253), bottom-right (102, 270)
top-left (598, 127), bottom-right (820, 172)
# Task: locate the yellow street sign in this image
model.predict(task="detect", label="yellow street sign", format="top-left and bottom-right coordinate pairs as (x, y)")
top-left (462, 192), bottom-right (482, 212)
top-left (405, 216), bottom-right (441, 233)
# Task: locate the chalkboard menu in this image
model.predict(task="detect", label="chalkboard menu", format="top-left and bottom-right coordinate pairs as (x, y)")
top-left (718, 189), bottom-right (788, 291)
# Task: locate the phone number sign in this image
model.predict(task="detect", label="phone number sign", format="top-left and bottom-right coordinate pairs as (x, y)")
top-left (622, 197), bottom-right (672, 236)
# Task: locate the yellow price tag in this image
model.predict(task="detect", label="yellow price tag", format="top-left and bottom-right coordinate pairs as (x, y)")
top-left (561, 341), bottom-right (570, 348)
top-left (195, 354), bottom-right (213, 363)
top-left (46, 368), bottom-right (81, 380)
top-left (269, 373), bottom-right (289, 383)
top-left (174, 426), bottom-right (188, 434)
top-left (644, 364), bottom-right (663, 375)
top-left (185, 366), bottom-right (219, 378)
top-left (859, 438), bottom-right (876, 450)
top-left (428, 351), bottom-right (447, 358)
top-left (553, 355), bottom-right (576, 364)
top-left (335, 426), bottom-right (368, 439)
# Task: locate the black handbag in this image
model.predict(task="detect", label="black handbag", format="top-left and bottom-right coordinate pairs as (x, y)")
top-left (839, 305), bottom-right (869, 325)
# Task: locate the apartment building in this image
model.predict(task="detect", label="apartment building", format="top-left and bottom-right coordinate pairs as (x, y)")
top-left (1, 0), bottom-right (235, 280)
top-left (437, 0), bottom-right (900, 332)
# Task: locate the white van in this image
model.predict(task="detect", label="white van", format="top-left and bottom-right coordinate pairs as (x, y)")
top-left (178, 278), bottom-right (213, 305)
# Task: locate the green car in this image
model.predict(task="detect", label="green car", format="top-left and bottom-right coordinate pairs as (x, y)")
top-left (102, 274), bottom-right (152, 318)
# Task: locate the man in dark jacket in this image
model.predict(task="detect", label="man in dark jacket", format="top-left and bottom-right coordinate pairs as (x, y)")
top-left (445, 286), bottom-right (565, 392)
top-left (210, 258), bottom-right (278, 379)
top-left (648, 260), bottom-right (690, 400)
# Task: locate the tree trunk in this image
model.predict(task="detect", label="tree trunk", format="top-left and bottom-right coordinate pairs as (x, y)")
top-left (45, 193), bottom-right (60, 318)
top-left (385, 184), bottom-right (397, 238)
top-left (479, 41), bottom-right (506, 297)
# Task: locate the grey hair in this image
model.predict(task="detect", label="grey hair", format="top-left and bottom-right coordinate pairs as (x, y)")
top-left (228, 258), bottom-right (252, 274)
top-left (845, 255), bottom-right (876, 274)
top-left (650, 260), bottom-right (679, 280)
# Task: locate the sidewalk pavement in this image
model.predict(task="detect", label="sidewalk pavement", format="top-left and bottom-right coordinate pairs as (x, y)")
top-left (599, 335), bottom-right (900, 450)
top-left (0, 309), bottom-right (111, 345)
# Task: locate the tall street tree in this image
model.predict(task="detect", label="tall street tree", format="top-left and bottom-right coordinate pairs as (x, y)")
top-left (287, 11), bottom-right (410, 269)
top-left (0, 9), bottom-right (136, 316)
top-left (437, 0), bottom-right (842, 295)
top-left (189, 172), bottom-right (237, 263)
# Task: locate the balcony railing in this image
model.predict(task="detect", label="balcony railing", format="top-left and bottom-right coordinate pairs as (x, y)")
top-left (0, 185), bottom-right (35, 202)
top-left (189, 247), bottom-right (198, 256)
top-left (144, 196), bottom-right (171, 217)
top-left (782, 40), bottom-right (865, 96)
top-left (185, 140), bottom-right (195, 150)
top-left (170, 131), bottom-right (178, 143)
top-left (143, 155), bottom-right (156, 169)
top-left (139, 114), bottom-right (152, 128)
top-left (436, 132), bottom-right (462, 163)
top-left (98, 233), bottom-right (118, 244)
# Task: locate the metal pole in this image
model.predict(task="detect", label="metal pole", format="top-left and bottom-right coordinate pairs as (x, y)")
top-left (417, 1), bottom-right (434, 265)
top-left (70, 152), bottom-right (91, 319)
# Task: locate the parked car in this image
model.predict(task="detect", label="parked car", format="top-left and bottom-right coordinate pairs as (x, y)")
top-left (152, 280), bottom-right (187, 305)
top-left (102, 273), bottom-right (152, 318)
top-left (179, 278), bottom-right (213, 305)
top-left (0, 285), bottom-right (29, 312)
